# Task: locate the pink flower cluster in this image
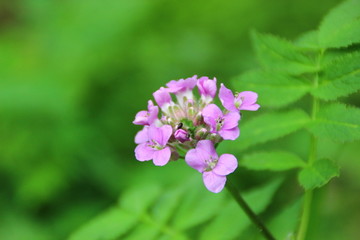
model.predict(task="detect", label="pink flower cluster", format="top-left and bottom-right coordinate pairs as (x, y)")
top-left (133, 76), bottom-right (260, 193)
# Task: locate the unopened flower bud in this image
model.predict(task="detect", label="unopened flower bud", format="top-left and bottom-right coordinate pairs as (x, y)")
top-left (195, 127), bottom-right (207, 140)
top-left (174, 129), bottom-right (190, 143)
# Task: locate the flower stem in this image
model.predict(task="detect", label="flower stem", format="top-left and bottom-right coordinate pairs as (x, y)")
top-left (296, 49), bottom-right (324, 240)
top-left (226, 182), bottom-right (275, 240)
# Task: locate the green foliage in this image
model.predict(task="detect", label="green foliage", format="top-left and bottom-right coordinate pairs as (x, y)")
top-left (233, 70), bottom-right (311, 108)
top-left (242, 151), bottom-right (306, 171)
top-left (307, 103), bottom-right (360, 142)
top-left (69, 178), bottom-right (281, 240)
top-left (311, 51), bottom-right (360, 100)
top-left (318, 0), bottom-right (360, 48)
top-left (251, 31), bottom-right (318, 74)
top-left (298, 159), bottom-right (340, 190)
top-left (218, 109), bottom-right (310, 153)
top-left (231, 0), bottom-right (359, 196)
top-left (268, 199), bottom-right (302, 240)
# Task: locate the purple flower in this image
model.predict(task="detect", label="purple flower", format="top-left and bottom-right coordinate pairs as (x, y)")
top-left (166, 75), bottom-right (197, 105)
top-left (153, 87), bottom-right (172, 112)
top-left (219, 83), bottom-right (260, 112)
top-left (202, 104), bottom-right (240, 140)
top-left (174, 129), bottom-right (190, 143)
top-left (133, 100), bottom-right (159, 125)
top-left (135, 125), bottom-right (173, 166)
top-left (185, 140), bottom-right (238, 193)
top-left (197, 76), bottom-right (217, 103)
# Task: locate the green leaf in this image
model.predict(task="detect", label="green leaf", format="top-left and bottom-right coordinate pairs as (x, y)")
top-left (233, 70), bottom-right (311, 108)
top-left (319, 0), bottom-right (360, 48)
top-left (268, 199), bottom-right (301, 240)
top-left (172, 183), bottom-right (226, 230)
top-left (311, 51), bottom-right (360, 100)
top-left (252, 31), bottom-right (317, 74)
top-left (298, 159), bottom-right (339, 190)
top-left (69, 177), bottom-right (227, 240)
top-left (307, 103), bottom-right (360, 142)
top-left (69, 208), bottom-right (138, 240)
top-left (242, 151), bottom-right (306, 171)
top-left (295, 30), bottom-right (320, 50)
top-left (218, 109), bottom-right (310, 153)
top-left (199, 179), bottom-right (282, 240)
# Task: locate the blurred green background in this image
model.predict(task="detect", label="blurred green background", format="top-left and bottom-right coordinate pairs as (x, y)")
top-left (2, 0), bottom-right (360, 239)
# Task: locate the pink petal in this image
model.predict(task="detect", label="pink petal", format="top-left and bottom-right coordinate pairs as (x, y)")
top-left (153, 147), bottom-right (171, 166)
top-left (219, 83), bottom-right (237, 112)
top-left (202, 171), bottom-right (227, 193)
top-left (134, 127), bottom-right (149, 144)
top-left (135, 143), bottom-right (155, 161)
top-left (159, 125), bottom-right (173, 146)
top-left (237, 91), bottom-right (260, 111)
top-left (219, 126), bottom-right (240, 140)
top-left (196, 140), bottom-right (218, 159)
top-left (133, 110), bottom-right (148, 125)
top-left (153, 87), bottom-right (171, 107)
top-left (202, 104), bottom-right (223, 130)
top-left (213, 154), bottom-right (238, 176)
top-left (222, 112), bottom-right (240, 130)
top-left (185, 148), bottom-right (208, 173)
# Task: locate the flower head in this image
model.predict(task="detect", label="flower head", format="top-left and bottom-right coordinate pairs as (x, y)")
top-left (202, 104), bottom-right (240, 140)
top-left (133, 100), bottom-right (159, 126)
top-left (219, 83), bottom-right (260, 112)
top-left (133, 75), bottom-right (258, 193)
top-left (185, 140), bottom-right (238, 193)
top-left (135, 125), bottom-right (173, 166)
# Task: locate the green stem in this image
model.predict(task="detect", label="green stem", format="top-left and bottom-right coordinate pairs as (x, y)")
top-left (296, 49), bottom-right (324, 240)
top-left (226, 182), bottom-right (275, 240)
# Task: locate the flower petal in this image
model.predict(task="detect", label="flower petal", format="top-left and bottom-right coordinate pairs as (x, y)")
top-left (185, 148), bottom-right (208, 173)
top-left (147, 100), bottom-right (159, 124)
top-left (213, 154), bottom-right (238, 175)
top-left (153, 147), bottom-right (171, 166)
top-left (219, 83), bottom-right (237, 112)
top-left (196, 140), bottom-right (218, 159)
top-left (222, 112), bottom-right (240, 130)
top-left (134, 126), bottom-right (149, 144)
top-left (202, 171), bottom-right (227, 193)
top-left (202, 104), bottom-right (223, 130)
top-left (219, 126), bottom-right (240, 140)
top-left (135, 143), bottom-right (155, 161)
top-left (159, 125), bottom-right (173, 146)
top-left (237, 91), bottom-right (260, 111)
top-left (133, 110), bottom-right (148, 125)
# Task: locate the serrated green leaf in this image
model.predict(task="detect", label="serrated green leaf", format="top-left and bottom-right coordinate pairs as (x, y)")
top-left (319, 0), bottom-right (360, 48)
top-left (252, 31), bottom-right (317, 74)
top-left (298, 159), bottom-right (339, 190)
top-left (218, 109), bottom-right (310, 153)
top-left (311, 51), bottom-right (360, 100)
top-left (307, 103), bottom-right (360, 142)
top-left (69, 208), bottom-right (138, 240)
top-left (295, 30), bottom-right (320, 50)
top-left (268, 199), bottom-right (301, 240)
top-left (199, 179), bottom-right (282, 240)
top-left (242, 151), bottom-right (306, 171)
top-left (233, 70), bottom-right (311, 108)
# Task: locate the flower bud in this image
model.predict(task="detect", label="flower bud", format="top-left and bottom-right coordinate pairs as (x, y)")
top-left (195, 127), bottom-right (207, 140)
top-left (174, 129), bottom-right (190, 143)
